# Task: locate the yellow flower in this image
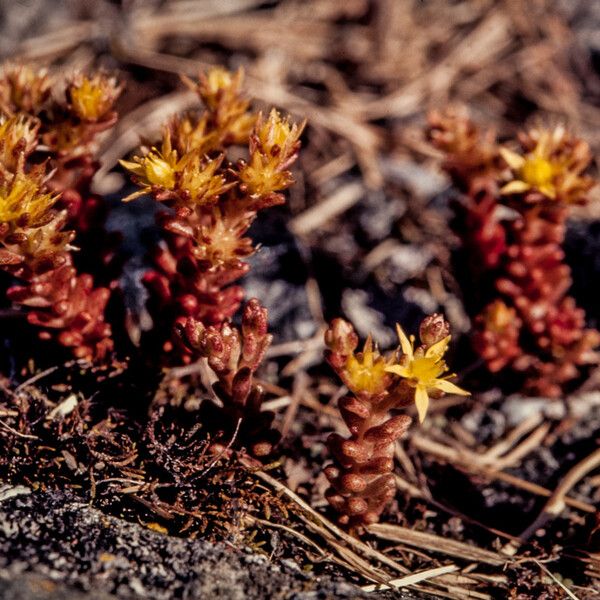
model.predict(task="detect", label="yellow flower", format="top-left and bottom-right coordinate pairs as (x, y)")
top-left (192, 209), bottom-right (248, 266)
top-left (197, 67), bottom-right (241, 111)
top-left (254, 109), bottom-right (304, 160)
top-left (119, 133), bottom-right (179, 200)
top-left (169, 113), bottom-right (219, 155)
top-left (67, 73), bottom-right (121, 122)
top-left (385, 325), bottom-right (469, 423)
top-left (499, 127), bottom-right (593, 204)
top-left (176, 153), bottom-right (234, 206)
top-left (0, 63), bottom-right (51, 114)
top-left (239, 109), bottom-right (304, 197)
top-left (120, 132), bottom-right (233, 205)
top-left (0, 172), bottom-right (57, 225)
top-left (0, 114), bottom-right (39, 170)
top-left (239, 154), bottom-right (293, 197)
top-left (483, 300), bottom-right (517, 333)
top-left (203, 67), bottom-right (238, 108)
top-left (500, 143), bottom-right (558, 199)
top-left (344, 336), bottom-right (390, 396)
top-left (146, 155), bottom-right (175, 187)
top-left (182, 67), bottom-right (255, 143)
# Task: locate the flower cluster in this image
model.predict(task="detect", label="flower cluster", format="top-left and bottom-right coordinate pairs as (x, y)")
top-left (0, 63), bottom-right (120, 159)
top-left (0, 63), bottom-right (120, 360)
top-left (66, 72), bottom-right (121, 124)
top-left (324, 315), bottom-right (467, 527)
top-left (428, 107), bottom-right (501, 191)
top-left (121, 67), bottom-right (304, 362)
top-left (0, 63), bottom-right (51, 116)
top-left (429, 110), bottom-right (599, 396)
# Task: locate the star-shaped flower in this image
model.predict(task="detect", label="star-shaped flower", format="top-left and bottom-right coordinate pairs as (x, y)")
top-left (499, 140), bottom-right (558, 199)
top-left (499, 127), bottom-right (594, 204)
top-left (385, 325), bottom-right (469, 422)
top-left (120, 132), bottom-right (232, 205)
top-left (343, 335), bottom-right (392, 396)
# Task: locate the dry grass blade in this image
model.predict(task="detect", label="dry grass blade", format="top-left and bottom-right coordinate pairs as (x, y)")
top-left (309, 152), bottom-right (355, 186)
top-left (244, 515), bottom-right (328, 558)
top-left (247, 465), bottom-right (494, 598)
top-left (159, 0), bottom-right (266, 19)
top-left (491, 422), bottom-right (551, 470)
top-left (289, 182), bottom-right (364, 236)
top-left (539, 447), bottom-right (600, 516)
top-left (15, 366), bottom-right (59, 392)
top-left (361, 564), bottom-right (459, 592)
top-left (367, 523), bottom-right (507, 567)
top-left (480, 413), bottom-right (542, 461)
top-left (411, 433), bottom-right (596, 513)
top-left (581, 553), bottom-right (600, 580)
top-left (310, 532), bottom-right (389, 584)
top-left (13, 21), bottom-right (95, 61)
top-left (361, 10), bottom-right (512, 119)
top-left (487, 470), bottom-right (595, 513)
top-left (135, 13), bottom-right (332, 60)
top-left (503, 447), bottom-right (600, 555)
top-left (244, 463), bottom-right (410, 575)
top-left (424, 416), bottom-right (550, 471)
top-left (0, 420), bottom-right (39, 440)
top-left (280, 372), bottom-right (308, 440)
top-left (533, 560), bottom-right (581, 600)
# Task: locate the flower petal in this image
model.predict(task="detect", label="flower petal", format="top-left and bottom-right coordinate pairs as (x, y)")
top-left (425, 335), bottom-right (450, 360)
top-left (538, 184), bottom-right (556, 199)
top-left (500, 180), bottom-right (531, 195)
top-left (385, 365), bottom-right (410, 378)
top-left (118, 159), bottom-right (145, 177)
top-left (161, 131), bottom-right (174, 156)
top-left (434, 378), bottom-right (470, 396)
top-left (396, 324), bottom-right (414, 360)
top-left (414, 386), bottom-right (429, 423)
top-left (499, 147), bottom-right (525, 170)
top-left (535, 132), bottom-right (550, 158)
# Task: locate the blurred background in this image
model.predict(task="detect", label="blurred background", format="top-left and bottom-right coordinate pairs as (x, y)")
top-left (2, 0), bottom-right (599, 353)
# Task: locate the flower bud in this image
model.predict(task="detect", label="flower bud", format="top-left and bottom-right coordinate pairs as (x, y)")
top-left (419, 313), bottom-right (450, 347)
top-left (324, 318), bottom-right (359, 357)
top-left (242, 298), bottom-right (268, 337)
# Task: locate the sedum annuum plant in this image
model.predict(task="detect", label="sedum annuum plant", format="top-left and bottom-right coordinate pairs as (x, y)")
top-left (324, 314), bottom-right (468, 527)
top-left (429, 109), bottom-right (599, 396)
top-left (121, 67), bottom-right (305, 364)
top-left (121, 67), bottom-right (304, 457)
top-left (0, 63), bottom-right (120, 360)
